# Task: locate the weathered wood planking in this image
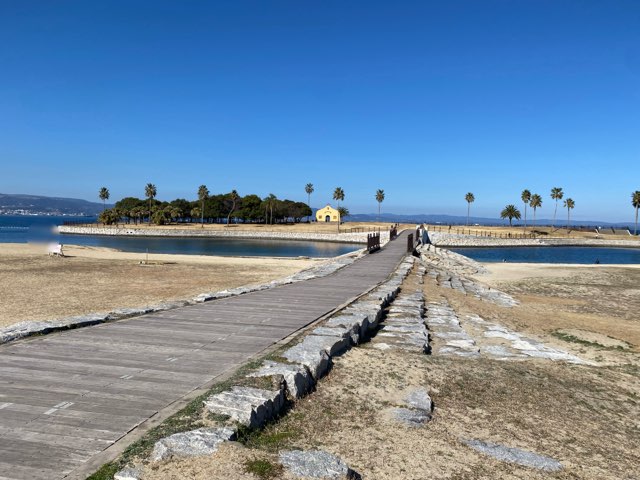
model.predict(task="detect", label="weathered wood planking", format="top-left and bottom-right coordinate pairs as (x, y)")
top-left (0, 233), bottom-right (408, 480)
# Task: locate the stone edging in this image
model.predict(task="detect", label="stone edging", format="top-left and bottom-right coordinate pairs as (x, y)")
top-left (0, 249), bottom-right (365, 346)
top-left (428, 231), bottom-right (640, 248)
top-left (113, 255), bottom-right (420, 478)
top-left (57, 225), bottom-right (391, 245)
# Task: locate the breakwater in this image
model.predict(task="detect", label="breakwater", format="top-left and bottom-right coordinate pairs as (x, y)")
top-left (57, 225), bottom-right (389, 245)
top-left (428, 231), bottom-right (639, 248)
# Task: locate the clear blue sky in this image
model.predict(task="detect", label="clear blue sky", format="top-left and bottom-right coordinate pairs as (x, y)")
top-left (1, 1), bottom-right (638, 221)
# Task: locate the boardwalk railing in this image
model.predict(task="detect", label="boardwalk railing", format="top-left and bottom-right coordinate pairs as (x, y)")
top-left (367, 233), bottom-right (381, 253)
top-left (407, 233), bottom-right (414, 253)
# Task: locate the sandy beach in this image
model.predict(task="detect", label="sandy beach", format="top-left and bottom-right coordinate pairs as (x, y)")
top-left (0, 243), bottom-right (319, 329)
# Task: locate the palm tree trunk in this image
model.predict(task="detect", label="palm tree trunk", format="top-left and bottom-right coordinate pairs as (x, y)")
top-left (635, 207), bottom-right (638, 236)
top-left (553, 201), bottom-right (558, 230)
top-left (523, 204), bottom-right (527, 231)
top-left (467, 203), bottom-right (470, 226)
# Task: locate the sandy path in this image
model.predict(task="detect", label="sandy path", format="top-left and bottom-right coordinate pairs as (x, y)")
top-left (0, 243), bottom-right (320, 328)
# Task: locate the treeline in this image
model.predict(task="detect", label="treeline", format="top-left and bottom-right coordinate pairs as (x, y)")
top-left (98, 192), bottom-right (312, 225)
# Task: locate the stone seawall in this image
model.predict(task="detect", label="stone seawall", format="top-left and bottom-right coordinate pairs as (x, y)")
top-left (58, 225), bottom-right (390, 245)
top-left (428, 231), bottom-right (639, 248)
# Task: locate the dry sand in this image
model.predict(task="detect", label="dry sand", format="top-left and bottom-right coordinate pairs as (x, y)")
top-left (471, 262), bottom-right (640, 349)
top-left (0, 243), bottom-right (319, 328)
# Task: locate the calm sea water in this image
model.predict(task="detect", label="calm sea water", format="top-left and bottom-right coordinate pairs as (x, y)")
top-left (451, 246), bottom-right (640, 264)
top-left (0, 215), bottom-right (358, 258)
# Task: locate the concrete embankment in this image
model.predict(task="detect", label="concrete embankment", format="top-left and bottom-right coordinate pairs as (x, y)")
top-left (428, 231), bottom-right (639, 248)
top-left (57, 225), bottom-right (389, 244)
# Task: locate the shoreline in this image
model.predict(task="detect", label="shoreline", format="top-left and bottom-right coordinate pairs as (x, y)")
top-left (0, 242), bottom-right (350, 263)
top-left (475, 261), bottom-right (640, 284)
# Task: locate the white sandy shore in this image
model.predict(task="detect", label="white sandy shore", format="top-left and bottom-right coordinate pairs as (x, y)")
top-left (477, 261), bottom-right (640, 283)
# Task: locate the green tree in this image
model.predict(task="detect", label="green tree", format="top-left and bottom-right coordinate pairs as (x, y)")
top-left (145, 183), bottom-right (157, 223)
top-left (152, 208), bottom-right (170, 225)
top-left (305, 183), bottom-right (314, 220)
top-left (333, 187), bottom-right (345, 208)
top-left (375, 189), bottom-right (385, 220)
top-left (98, 187), bottom-right (110, 211)
top-left (564, 198), bottom-right (575, 230)
top-left (337, 206), bottom-right (350, 220)
top-left (500, 204), bottom-right (521, 227)
top-left (464, 192), bottom-right (475, 226)
top-left (529, 193), bottom-right (542, 228)
top-left (238, 194), bottom-right (263, 222)
top-left (550, 187), bottom-right (563, 229)
top-left (263, 193), bottom-right (277, 224)
top-left (632, 191), bottom-right (640, 236)
top-left (130, 206), bottom-right (145, 224)
top-left (226, 190), bottom-right (239, 226)
top-left (197, 185), bottom-right (209, 227)
top-left (170, 198), bottom-right (191, 221)
top-left (190, 207), bottom-right (201, 221)
top-left (521, 189), bottom-right (531, 230)
top-left (98, 208), bottom-right (118, 225)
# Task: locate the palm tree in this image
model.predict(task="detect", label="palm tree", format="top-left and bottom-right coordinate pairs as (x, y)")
top-left (564, 198), bottom-right (575, 231)
top-left (333, 187), bottom-right (345, 208)
top-left (130, 206), bottom-right (144, 225)
top-left (190, 207), bottom-right (201, 222)
top-left (500, 204), bottom-right (521, 227)
top-left (337, 206), bottom-right (349, 220)
top-left (170, 207), bottom-right (181, 223)
top-left (197, 185), bottom-right (209, 228)
top-left (98, 187), bottom-right (110, 211)
top-left (521, 189), bottom-right (531, 231)
top-left (145, 183), bottom-right (157, 223)
top-left (529, 193), bottom-right (542, 228)
top-left (464, 192), bottom-right (475, 226)
top-left (551, 187), bottom-right (564, 230)
top-left (266, 193), bottom-right (277, 224)
top-left (226, 190), bottom-right (239, 226)
top-left (305, 183), bottom-right (314, 220)
top-left (375, 189), bottom-right (385, 220)
top-left (632, 191), bottom-right (640, 236)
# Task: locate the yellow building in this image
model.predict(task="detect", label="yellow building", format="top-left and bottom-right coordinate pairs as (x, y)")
top-left (316, 204), bottom-right (340, 222)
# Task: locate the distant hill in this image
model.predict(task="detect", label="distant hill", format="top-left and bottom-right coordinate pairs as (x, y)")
top-left (0, 193), bottom-right (111, 216)
top-left (345, 212), bottom-right (630, 228)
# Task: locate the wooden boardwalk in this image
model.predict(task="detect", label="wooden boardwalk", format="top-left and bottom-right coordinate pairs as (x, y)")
top-left (0, 233), bottom-right (409, 480)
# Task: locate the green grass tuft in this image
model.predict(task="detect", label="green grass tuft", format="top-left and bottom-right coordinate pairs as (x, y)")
top-left (244, 459), bottom-right (284, 479)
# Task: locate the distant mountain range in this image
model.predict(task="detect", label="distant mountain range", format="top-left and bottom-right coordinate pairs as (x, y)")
top-left (0, 193), bottom-right (111, 216)
top-left (0, 193), bottom-right (631, 226)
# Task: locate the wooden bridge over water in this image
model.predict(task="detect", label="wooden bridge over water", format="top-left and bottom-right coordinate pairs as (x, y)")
top-left (0, 232), bottom-right (410, 480)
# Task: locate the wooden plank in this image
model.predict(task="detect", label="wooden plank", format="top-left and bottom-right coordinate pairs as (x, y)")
top-left (0, 233), bottom-right (408, 479)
